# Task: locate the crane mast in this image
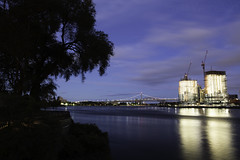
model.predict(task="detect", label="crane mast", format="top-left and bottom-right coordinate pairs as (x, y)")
top-left (201, 50), bottom-right (208, 77)
top-left (184, 61), bottom-right (192, 80)
top-left (187, 61), bottom-right (192, 76)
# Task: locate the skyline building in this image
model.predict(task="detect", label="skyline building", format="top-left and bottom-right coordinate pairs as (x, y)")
top-left (178, 70), bottom-right (229, 106)
top-left (204, 71), bottom-right (228, 104)
top-left (179, 74), bottom-right (199, 104)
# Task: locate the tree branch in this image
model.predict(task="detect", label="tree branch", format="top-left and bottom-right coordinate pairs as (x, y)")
top-left (61, 22), bottom-right (66, 45)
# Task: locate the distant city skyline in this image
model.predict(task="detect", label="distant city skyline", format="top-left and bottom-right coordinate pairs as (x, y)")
top-left (56, 0), bottom-right (240, 101)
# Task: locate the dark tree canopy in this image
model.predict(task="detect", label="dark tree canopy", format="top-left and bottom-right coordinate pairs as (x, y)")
top-left (0, 0), bottom-right (114, 100)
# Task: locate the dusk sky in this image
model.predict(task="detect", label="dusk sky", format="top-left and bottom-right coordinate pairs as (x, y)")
top-left (56, 0), bottom-right (240, 101)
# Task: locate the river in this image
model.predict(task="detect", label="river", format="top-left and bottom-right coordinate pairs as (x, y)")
top-left (53, 106), bottom-right (240, 160)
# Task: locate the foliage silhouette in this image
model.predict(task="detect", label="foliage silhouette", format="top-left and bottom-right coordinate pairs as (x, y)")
top-left (0, 111), bottom-right (111, 160)
top-left (0, 1), bottom-right (112, 159)
top-left (0, 0), bottom-right (114, 100)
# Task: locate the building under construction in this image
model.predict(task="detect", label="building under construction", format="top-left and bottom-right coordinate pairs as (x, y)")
top-left (178, 51), bottom-right (229, 106)
top-left (178, 74), bottom-right (199, 104)
top-left (204, 71), bottom-right (228, 104)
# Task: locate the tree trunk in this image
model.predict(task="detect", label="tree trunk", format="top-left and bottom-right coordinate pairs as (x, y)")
top-left (30, 83), bottom-right (41, 101)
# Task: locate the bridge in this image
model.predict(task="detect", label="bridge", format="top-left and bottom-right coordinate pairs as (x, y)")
top-left (76, 92), bottom-right (178, 104)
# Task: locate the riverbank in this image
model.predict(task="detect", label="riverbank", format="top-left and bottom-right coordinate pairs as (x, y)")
top-left (0, 110), bottom-right (111, 160)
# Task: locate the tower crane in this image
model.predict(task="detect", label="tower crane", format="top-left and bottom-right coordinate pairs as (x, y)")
top-left (201, 50), bottom-right (208, 77)
top-left (187, 61), bottom-right (192, 76)
top-left (184, 61), bottom-right (192, 80)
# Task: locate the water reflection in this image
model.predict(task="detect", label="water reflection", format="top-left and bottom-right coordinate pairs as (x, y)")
top-left (207, 120), bottom-right (235, 160)
top-left (206, 109), bottom-right (230, 118)
top-left (179, 108), bottom-right (236, 160)
top-left (51, 106), bottom-right (240, 160)
top-left (178, 108), bottom-right (230, 118)
top-left (179, 119), bottom-right (204, 159)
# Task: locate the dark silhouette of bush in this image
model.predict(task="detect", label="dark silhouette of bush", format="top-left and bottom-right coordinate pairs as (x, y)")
top-left (0, 114), bottom-right (62, 160)
top-left (59, 123), bottom-right (111, 160)
top-left (0, 94), bottom-right (40, 123)
top-left (0, 112), bottom-right (111, 160)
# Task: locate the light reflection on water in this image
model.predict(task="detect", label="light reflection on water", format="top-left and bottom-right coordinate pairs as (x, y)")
top-left (177, 108), bottom-right (231, 117)
top-left (179, 119), bottom-right (203, 160)
top-left (178, 108), bottom-right (237, 160)
top-left (53, 106), bottom-right (240, 160)
top-left (207, 120), bottom-right (234, 160)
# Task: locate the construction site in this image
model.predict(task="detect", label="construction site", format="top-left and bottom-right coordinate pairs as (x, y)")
top-left (178, 51), bottom-right (233, 106)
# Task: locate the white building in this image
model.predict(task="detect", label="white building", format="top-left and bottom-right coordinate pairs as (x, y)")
top-left (179, 74), bottom-right (199, 104)
top-left (204, 71), bottom-right (228, 104)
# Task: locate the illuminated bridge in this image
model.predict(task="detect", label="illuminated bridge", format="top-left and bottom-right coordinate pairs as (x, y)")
top-left (76, 92), bottom-right (178, 104)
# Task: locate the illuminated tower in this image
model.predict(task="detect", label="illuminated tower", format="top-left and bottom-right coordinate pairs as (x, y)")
top-left (204, 71), bottom-right (228, 104)
top-left (179, 74), bottom-right (199, 104)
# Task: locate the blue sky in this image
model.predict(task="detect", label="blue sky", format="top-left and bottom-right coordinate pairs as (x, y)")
top-left (56, 0), bottom-right (240, 101)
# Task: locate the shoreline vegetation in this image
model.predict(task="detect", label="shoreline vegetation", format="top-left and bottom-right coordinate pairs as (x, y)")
top-left (0, 94), bottom-right (111, 160)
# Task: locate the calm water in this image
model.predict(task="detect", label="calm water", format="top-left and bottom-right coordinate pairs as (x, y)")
top-left (53, 106), bottom-right (240, 160)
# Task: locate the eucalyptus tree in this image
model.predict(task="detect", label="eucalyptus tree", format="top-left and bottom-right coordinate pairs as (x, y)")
top-left (0, 0), bottom-right (113, 100)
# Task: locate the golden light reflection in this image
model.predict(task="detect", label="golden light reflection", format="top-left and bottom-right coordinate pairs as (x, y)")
top-left (205, 109), bottom-right (230, 118)
top-left (207, 120), bottom-right (235, 160)
top-left (179, 119), bottom-right (203, 160)
top-left (178, 108), bottom-right (230, 118)
top-left (179, 109), bottom-right (235, 160)
top-left (179, 108), bottom-right (202, 116)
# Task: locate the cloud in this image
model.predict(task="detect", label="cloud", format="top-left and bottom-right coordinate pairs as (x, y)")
top-left (110, 18), bottom-right (240, 89)
top-left (94, 0), bottom-right (156, 22)
top-left (94, 0), bottom-right (240, 94)
top-left (145, 26), bottom-right (213, 47)
top-left (130, 57), bottom-right (197, 86)
top-left (113, 44), bottom-right (153, 61)
top-left (56, 0), bottom-right (240, 100)
top-left (224, 21), bottom-right (240, 45)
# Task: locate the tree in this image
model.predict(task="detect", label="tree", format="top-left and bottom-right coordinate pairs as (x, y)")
top-left (0, 0), bottom-right (114, 100)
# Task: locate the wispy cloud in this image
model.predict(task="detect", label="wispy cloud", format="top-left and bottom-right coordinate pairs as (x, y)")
top-left (57, 0), bottom-right (240, 100)
top-left (110, 18), bottom-right (240, 88)
top-left (94, 0), bottom-right (157, 21)
top-left (145, 26), bottom-right (213, 48)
